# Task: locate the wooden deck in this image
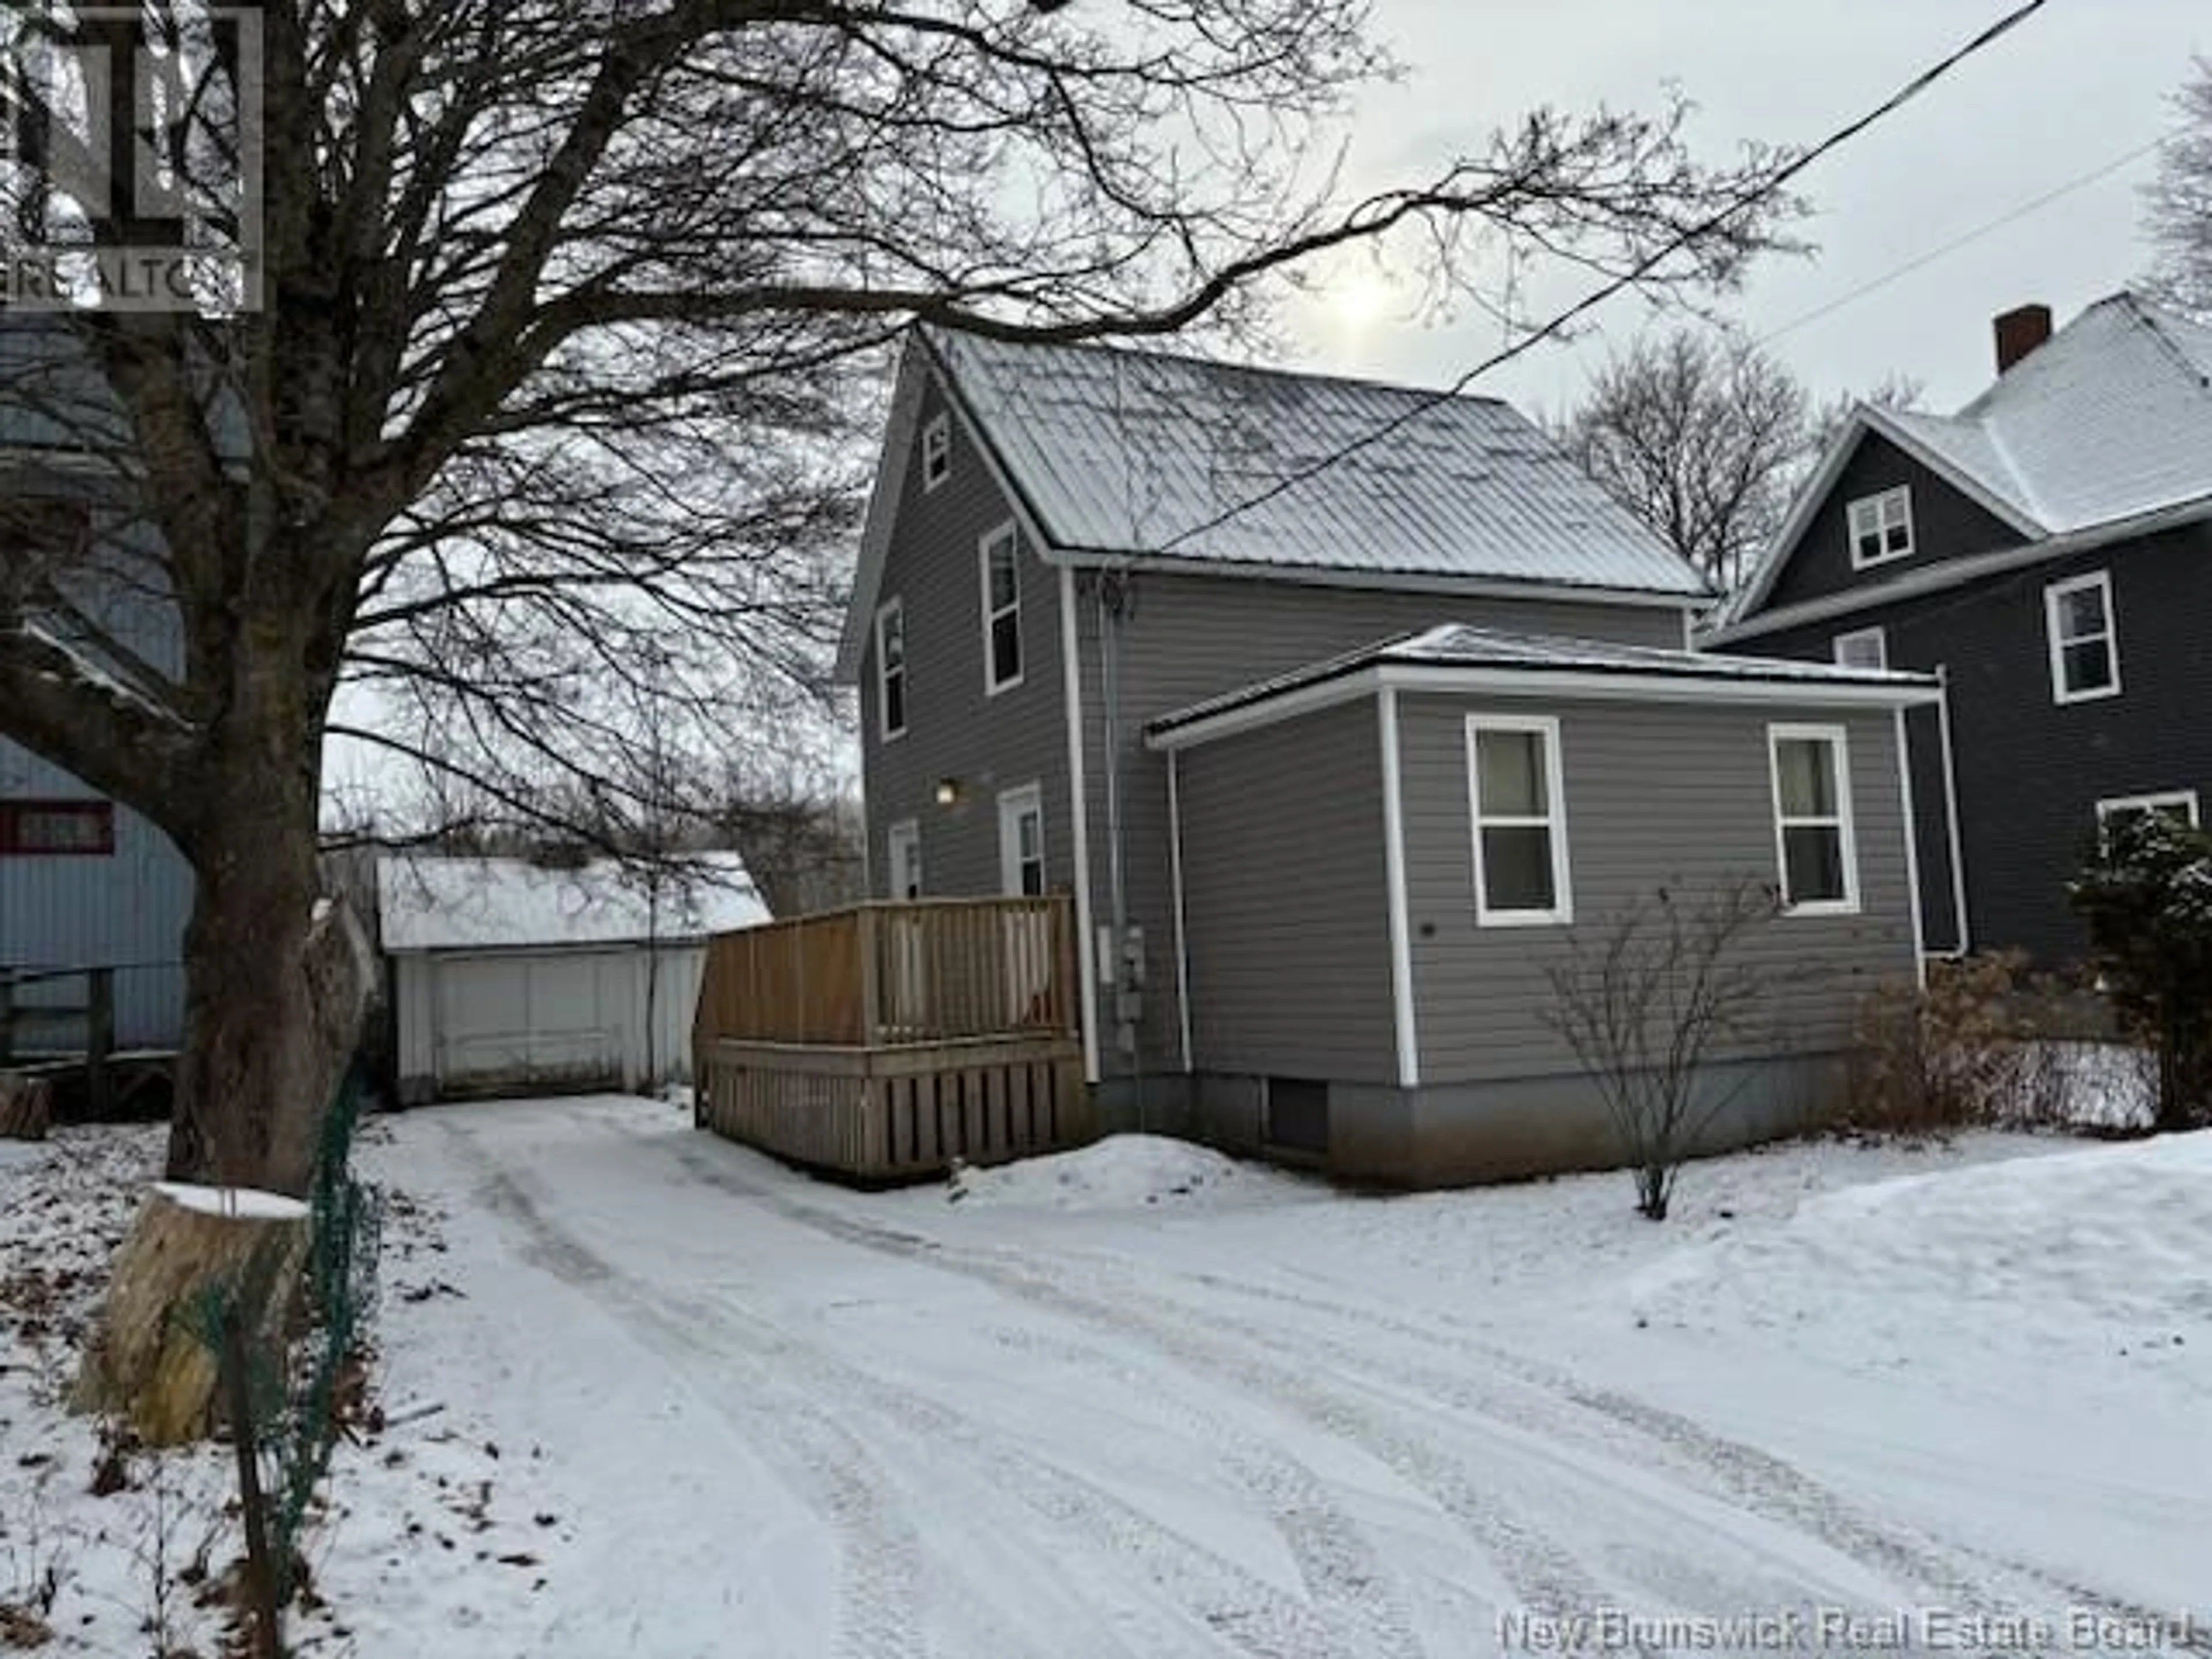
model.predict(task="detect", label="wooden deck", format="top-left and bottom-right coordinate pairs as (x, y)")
top-left (692, 896), bottom-right (1090, 1181)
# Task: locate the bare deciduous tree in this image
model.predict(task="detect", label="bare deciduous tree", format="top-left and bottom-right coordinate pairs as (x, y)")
top-left (1555, 329), bottom-right (1811, 594)
top-left (1541, 877), bottom-right (1783, 1221)
top-left (2142, 55), bottom-right (2212, 319)
top-left (0, 1), bottom-right (1801, 1195)
top-left (1559, 328), bottom-right (1924, 594)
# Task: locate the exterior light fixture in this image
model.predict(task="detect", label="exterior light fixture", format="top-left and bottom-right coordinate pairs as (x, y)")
top-left (934, 778), bottom-right (960, 806)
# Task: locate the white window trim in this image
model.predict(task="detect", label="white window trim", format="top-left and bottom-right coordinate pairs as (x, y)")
top-left (979, 521), bottom-right (1023, 696)
top-left (1465, 713), bottom-right (1573, 928)
top-left (1768, 722), bottom-right (1861, 917)
top-left (2095, 790), bottom-right (2200, 828)
top-left (887, 817), bottom-right (922, 900)
top-left (1832, 625), bottom-right (1888, 671)
top-left (874, 598), bottom-right (907, 741)
top-left (921, 414), bottom-right (951, 492)
top-left (2045, 569), bottom-right (2121, 706)
top-left (1847, 486), bottom-right (1915, 570)
top-left (997, 781), bottom-right (1046, 897)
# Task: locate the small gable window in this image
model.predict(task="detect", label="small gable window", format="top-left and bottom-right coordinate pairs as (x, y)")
top-left (921, 415), bottom-right (952, 492)
top-left (876, 599), bottom-right (907, 739)
top-left (979, 522), bottom-right (1022, 694)
top-left (2045, 570), bottom-right (2119, 704)
top-left (1846, 486), bottom-right (1914, 569)
top-left (1832, 626), bottom-right (1888, 671)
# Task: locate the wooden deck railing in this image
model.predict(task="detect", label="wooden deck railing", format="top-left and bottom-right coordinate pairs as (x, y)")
top-left (692, 894), bottom-right (1080, 1052)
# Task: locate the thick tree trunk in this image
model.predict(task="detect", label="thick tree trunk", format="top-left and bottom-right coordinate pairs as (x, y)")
top-left (71, 1181), bottom-right (309, 1446)
top-left (165, 753), bottom-right (373, 1197)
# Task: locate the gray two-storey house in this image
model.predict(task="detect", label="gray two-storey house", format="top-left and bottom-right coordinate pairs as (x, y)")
top-left (1708, 294), bottom-right (2212, 964)
top-left (835, 327), bottom-right (1935, 1185)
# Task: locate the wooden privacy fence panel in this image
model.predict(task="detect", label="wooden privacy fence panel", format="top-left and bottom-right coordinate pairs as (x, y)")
top-left (694, 896), bottom-right (1077, 1051)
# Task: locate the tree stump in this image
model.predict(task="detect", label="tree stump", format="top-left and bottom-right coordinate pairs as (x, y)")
top-left (72, 1182), bottom-right (310, 1447)
top-left (0, 1073), bottom-right (50, 1141)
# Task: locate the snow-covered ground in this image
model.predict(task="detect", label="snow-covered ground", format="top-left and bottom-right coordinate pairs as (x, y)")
top-left (6, 1099), bottom-right (2210, 1656)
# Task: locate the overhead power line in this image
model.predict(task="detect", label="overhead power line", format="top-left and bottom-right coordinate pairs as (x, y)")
top-left (1760, 130), bottom-right (2172, 344)
top-left (1153, 0), bottom-right (2056, 554)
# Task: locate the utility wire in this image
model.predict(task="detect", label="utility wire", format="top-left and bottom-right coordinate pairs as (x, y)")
top-left (1760, 129), bottom-right (2172, 344)
top-left (1152, 0), bottom-right (2057, 555)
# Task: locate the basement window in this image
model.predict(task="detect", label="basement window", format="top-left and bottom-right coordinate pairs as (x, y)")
top-left (1846, 486), bottom-right (1914, 569)
top-left (0, 800), bottom-right (115, 856)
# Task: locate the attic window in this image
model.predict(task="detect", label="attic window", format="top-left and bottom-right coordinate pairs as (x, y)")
top-left (1846, 487), bottom-right (1914, 569)
top-left (921, 415), bottom-right (952, 492)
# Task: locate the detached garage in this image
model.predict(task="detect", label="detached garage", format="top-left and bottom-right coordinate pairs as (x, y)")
top-left (379, 853), bottom-right (770, 1104)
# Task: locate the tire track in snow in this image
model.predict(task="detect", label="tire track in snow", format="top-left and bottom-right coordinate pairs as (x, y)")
top-left (444, 1127), bottom-right (929, 1659)
top-left (666, 1142), bottom-right (1612, 1626)
top-left (453, 1119), bottom-right (1369, 1659)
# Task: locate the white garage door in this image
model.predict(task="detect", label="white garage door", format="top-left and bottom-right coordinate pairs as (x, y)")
top-left (431, 951), bottom-right (626, 1097)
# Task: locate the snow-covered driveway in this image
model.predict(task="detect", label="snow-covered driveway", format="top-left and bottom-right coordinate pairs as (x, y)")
top-left (351, 1096), bottom-right (2212, 1657)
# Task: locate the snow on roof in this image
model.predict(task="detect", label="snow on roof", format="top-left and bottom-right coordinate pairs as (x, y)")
top-left (377, 851), bottom-right (770, 954)
top-left (1931, 294), bottom-right (2212, 532)
top-left (924, 328), bottom-right (1709, 597)
top-left (1149, 623), bottom-right (1937, 736)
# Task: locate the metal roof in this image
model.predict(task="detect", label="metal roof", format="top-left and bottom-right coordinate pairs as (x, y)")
top-left (923, 328), bottom-right (1709, 596)
top-left (1725, 294), bottom-right (2212, 631)
top-left (1150, 623), bottom-right (1938, 740)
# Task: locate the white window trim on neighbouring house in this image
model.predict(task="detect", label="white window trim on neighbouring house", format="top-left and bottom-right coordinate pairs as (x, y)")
top-left (998, 781), bottom-right (1046, 897)
top-left (887, 818), bottom-right (923, 899)
top-left (1847, 486), bottom-right (1915, 570)
top-left (2046, 569), bottom-right (2120, 705)
top-left (979, 521), bottom-right (1022, 695)
top-left (1464, 713), bottom-right (1573, 927)
top-left (1768, 722), bottom-right (1859, 916)
top-left (875, 597), bottom-right (907, 740)
top-left (2095, 790), bottom-right (2200, 831)
top-left (921, 414), bottom-right (952, 492)
top-left (1832, 625), bottom-right (1888, 671)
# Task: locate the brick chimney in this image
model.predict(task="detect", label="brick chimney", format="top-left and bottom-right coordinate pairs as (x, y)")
top-left (1994, 303), bottom-right (2053, 374)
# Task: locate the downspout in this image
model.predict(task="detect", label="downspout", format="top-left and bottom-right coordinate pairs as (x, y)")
top-left (1095, 566), bottom-right (1145, 1131)
top-left (1935, 664), bottom-right (1972, 956)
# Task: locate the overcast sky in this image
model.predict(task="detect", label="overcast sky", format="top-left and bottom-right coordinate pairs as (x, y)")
top-left (1286, 0), bottom-right (2206, 416)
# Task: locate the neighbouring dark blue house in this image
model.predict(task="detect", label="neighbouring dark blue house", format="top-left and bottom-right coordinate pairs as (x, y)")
top-left (1709, 293), bottom-right (2212, 964)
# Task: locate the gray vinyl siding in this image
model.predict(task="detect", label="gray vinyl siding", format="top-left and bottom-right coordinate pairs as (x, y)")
top-left (1397, 696), bottom-right (1915, 1085)
top-left (1173, 698), bottom-right (1394, 1083)
top-left (1753, 519), bottom-right (2212, 963)
top-left (857, 374), bottom-right (1071, 903)
top-left (1078, 570), bottom-right (1688, 1076)
top-left (1764, 434), bottom-right (2027, 614)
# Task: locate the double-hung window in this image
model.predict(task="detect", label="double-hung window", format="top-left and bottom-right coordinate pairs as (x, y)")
top-left (876, 599), bottom-right (907, 739)
top-left (921, 415), bottom-right (951, 491)
top-left (2045, 570), bottom-right (2119, 704)
top-left (1847, 487), bottom-right (1914, 568)
top-left (1768, 724), bottom-right (1858, 914)
top-left (1466, 715), bottom-right (1571, 926)
top-left (979, 522), bottom-right (1022, 693)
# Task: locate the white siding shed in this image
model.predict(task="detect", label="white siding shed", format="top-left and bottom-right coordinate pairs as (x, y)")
top-left (378, 854), bottom-right (768, 1104)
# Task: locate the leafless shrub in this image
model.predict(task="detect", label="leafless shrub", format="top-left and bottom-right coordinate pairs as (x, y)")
top-left (1848, 952), bottom-right (2074, 1136)
top-left (1543, 877), bottom-right (1783, 1221)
